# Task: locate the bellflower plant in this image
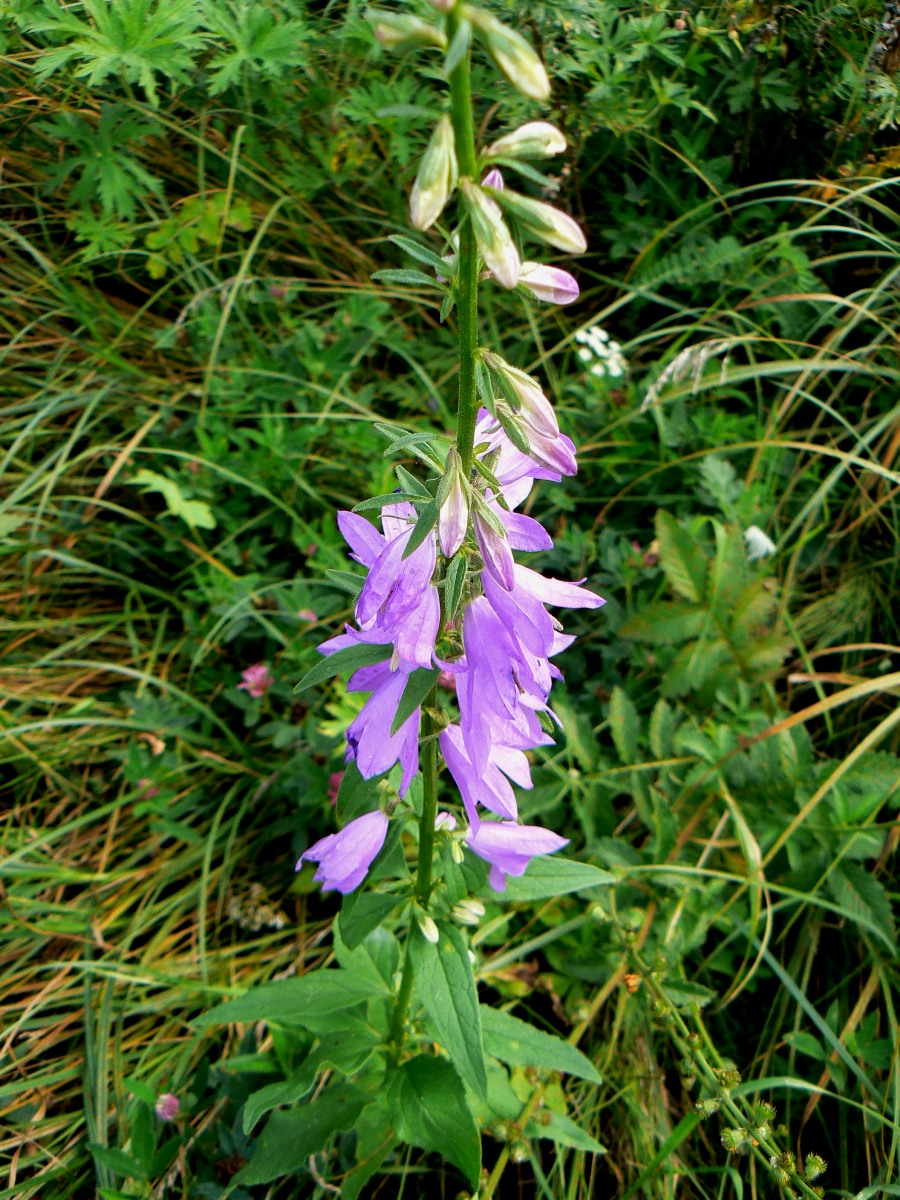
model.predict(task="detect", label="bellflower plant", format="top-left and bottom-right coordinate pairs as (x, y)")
top-left (202, 4), bottom-right (612, 1191)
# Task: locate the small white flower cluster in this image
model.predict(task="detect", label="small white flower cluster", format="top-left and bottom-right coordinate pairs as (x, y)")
top-left (575, 326), bottom-right (628, 380)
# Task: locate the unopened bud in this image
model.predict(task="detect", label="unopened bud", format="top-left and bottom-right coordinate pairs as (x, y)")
top-left (482, 351), bottom-right (558, 437)
top-left (465, 7), bottom-right (550, 100)
top-left (473, 508), bottom-right (514, 590)
top-left (459, 178), bottom-right (520, 289)
top-left (410, 116), bottom-right (458, 231)
top-left (435, 810), bottom-right (458, 831)
top-left (437, 448), bottom-right (469, 557)
top-left (429, 0), bottom-right (457, 9)
top-left (450, 837), bottom-right (465, 863)
top-left (417, 912), bottom-right (440, 943)
top-left (453, 898), bottom-right (485, 925)
top-left (487, 186), bottom-right (587, 254)
top-left (518, 261), bottom-right (579, 305)
top-left (480, 167), bottom-right (504, 190)
top-left (367, 9), bottom-right (447, 51)
top-left (486, 121), bottom-right (566, 160)
top-left (804, 1154), bottom-right (827, 1182)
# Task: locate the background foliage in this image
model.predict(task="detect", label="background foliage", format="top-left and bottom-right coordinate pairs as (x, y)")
top-left (1, 0), bottom-right (899, 1196)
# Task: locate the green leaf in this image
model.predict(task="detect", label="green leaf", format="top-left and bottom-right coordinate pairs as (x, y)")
top-left (410, 924), bottom-right (487, 1098)
top-left (648, 698), bottom-right (677, 759)
top-left (440, 290), bottom-right (455, 322)
top-left (443, 15), bottom-right (471, 75)
top-left (480, 1007), bottom-right (601, 1083)
top-left (336, 760), bottom-right (384, 823)
top-left (237, 1082), bottom-right (367, 1185)
top-left (487, 855), bottom-right (614, 901)
top-left (390, 1056), bottom-right (481, 1184)
top-left (323, 568), bottom-right (366, 597)
top-left (242, 1021), bottom-right (379, 1133)
top-left (129, 469), bottom-right (215, 530)
top-left (391, 667), bottom-right (439, 734)
top-left (339, 890), bottom-right (401, 950)
top-left (388, 234), bottom-right (447, 272)
top-left (89, 1145), bottom-right (147, 1180)
top-left (828, 862), bottom-right (897, 951)
top-left (293, 642), bottom-right (392, 694)
top-left (524, 1110), bottom-right (605, 1154)
top-left (619, 601), bottom-right (707, 644)
top-left (444, 553), bottom-right (467, 621)
top-left (194, 970), bottom-right (387, 1029)
top-left (394, 464), bottom-right (432, 499)
top-left (371, 268), bottom-right (444, 289)
top-left (655, 510), bottom-right (707, 603)
top-left (401, 499), bottom-right (439, 559)
top-left (333, 924), bottom-right (401, 991)
top-left (609, 686), bottom-right (640, 764)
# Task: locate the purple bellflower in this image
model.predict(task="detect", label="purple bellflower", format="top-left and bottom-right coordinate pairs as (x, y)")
top-left (346, 661), bottom-right (421, 796)
top-left (465, 818), bottom-right (569, 892)
top-left (298, 809), bottom-right (389, 894)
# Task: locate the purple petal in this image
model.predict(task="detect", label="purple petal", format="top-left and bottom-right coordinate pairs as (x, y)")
top-left (299, 810), bottom-right (389, 894)
top-left (513, 564), bottom-right (605, 609)
top-left (474, 512), bottom-right (515, 590)
top-left (337, 511), bottom-right (385, 566)
top-left (500, 509), bottom-right (553, 552)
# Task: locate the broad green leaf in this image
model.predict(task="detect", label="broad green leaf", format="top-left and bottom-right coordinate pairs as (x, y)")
top-left (242, 1021), bottom-right (379, 1133)
top-left (390, 1055), bottom-right (481, 1184)
top-left (655, 510), bottom-right (706, 603)
top-left (88, 1144), bottom-right (147, 1180)
top-left (236, 1082), bottom-right (367, 1185)
top-left (293, 642), bottom-right (392, 694)
top-left (339, 890), bottom-right (401, 950)
top-left (341, 1105), bottom-right (397, 1200)
top-left (664, 981), bottom-right (716, 1009)
top-left (487, 856), bottom-right (614, 901)
top-left (391, 666), bottom-right (439, 734)
top-left (336, 760), bottom-right (384, 823)
top-left (371, 268), bottom-right (444, 289)
top-left (609, 686), bottom-right (640, 764)
top-left (480, 1007), bottom-right (601, 1083)
top-left (333, 924), bottom-right (401, 990)
top-left (410, 924), bottom-right (487, 1098)
top-left (194, 970), bottom-right (387, 1029)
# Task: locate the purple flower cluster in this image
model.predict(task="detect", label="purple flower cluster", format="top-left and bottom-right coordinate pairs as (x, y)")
top-left (298, 408), bottom-right (603, 894)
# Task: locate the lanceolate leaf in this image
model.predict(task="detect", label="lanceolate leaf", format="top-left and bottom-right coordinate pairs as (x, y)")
top-left (487, 855), bottom-right (614, 901)
top-left (194, 970), bottom-right (386, 1029)
top-left (480, 1006), bottom-right (601, 1083)
top-left (236, 1082), bottom-right (367, 1185)
top-left (609, 685), bottom-right (640, 764)
top-left (655, 510), bottom-right (707, 603)
top-left (391, 666), bottom-right (439, 734)
top-left (390, 1056), bottom-right (481, 1185)
top-left (444, 552), bottom-right (467, 621)
top-left (293, 642), bottom-right (392, 694)
top-left (410, 924), bottom-right (487, 1098)
top-left (400, 498), bottom-right (439, 559)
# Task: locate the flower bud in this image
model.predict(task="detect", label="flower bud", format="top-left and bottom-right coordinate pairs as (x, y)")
top-left (410, 116), bottom-right (458, 231)
top-left (480, 167), bottom-right (504, 190)
top-left (452, 897), bottom-right (486, 925)
top-left (518, 261), bottom-right (579, 305)
top-left (486, 121), bottom-right (566, 160)
top-left (435, 810), bottom-right (458, 831)
top-left (487, 186), bottom-right (587, 254)
top-left (482, 351), bottom-right (558, 437)
top-left (459, 178), bottom-right (520, 289)
top-left (473, 508), bottom-right (514, 590)
top-left (417, 911), bottom-right (440, 943)
top-left (429, 0), bottom-right (457, 9)
top-left (465, 7), bottom-right (550, 100)
top-left (367, 9), bottom-right (447, 51)
top-left (438, 449), bottom-right (469, 557)
top-left (155, 1093), bottom-right (180, 1122)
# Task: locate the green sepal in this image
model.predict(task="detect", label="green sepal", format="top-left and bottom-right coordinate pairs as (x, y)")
top-left (400, 498), bottom-right (439, 559)
top-left (391, 666), bottom-right (440, 734)
top-left (293, 642), bottom-right (392, 694)
top-left (443, 552), bottom-right (467, 621)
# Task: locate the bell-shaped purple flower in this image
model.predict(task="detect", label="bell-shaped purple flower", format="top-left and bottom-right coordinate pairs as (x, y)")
top-left (465, 818), bottom-right (568, 891)
top-left (438, 453), bottom-right (469, 558)
top-left (298, 810), bottom-right (389, 894)
top-left (440, 722), bottom-right (531, 822)
top-left (346, 662), bottom-right (421, 796)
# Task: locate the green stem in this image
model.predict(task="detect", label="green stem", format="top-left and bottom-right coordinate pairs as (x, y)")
top-left (390, 688), bottom-right (440, 1050)
top-left (447, 10), bottom-right (480, 477)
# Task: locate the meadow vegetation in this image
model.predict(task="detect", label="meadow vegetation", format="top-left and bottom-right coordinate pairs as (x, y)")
top-left (1, 1), bottom-right (899, 1196)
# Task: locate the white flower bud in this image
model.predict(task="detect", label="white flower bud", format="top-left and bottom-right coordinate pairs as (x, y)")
top-left (465, 7), bottom-right (550, 100)
top-left (450, 837), bottom-right (465, 863)
top-left (367, 9), bottom-right (447, 51)
top-left (438, 449), bottom-right (469, 557)
top-left (487, 186), bottom-right (587, 254)
top-left (486, 122), bottom-right (566, 160)
top-left (435, 810), bottom-right (458, 831)
top-left (518, 262), bottom-right (579, 305)
top-left (453, 897), bottom-right (486, 926)
top-left (459, 178), bottom-right (520, 289)
top-left (417, 911), bottom-right (440, 943)
top-left (482, 351), bottom-right (558, 437)
top-left (410, 116), bottom-right (458, 231)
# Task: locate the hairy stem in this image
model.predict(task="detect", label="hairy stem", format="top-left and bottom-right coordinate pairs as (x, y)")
top-left (447, 9), bottom-right (480, 477)
top-left (390, 688), bottom-right (440, 1050)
